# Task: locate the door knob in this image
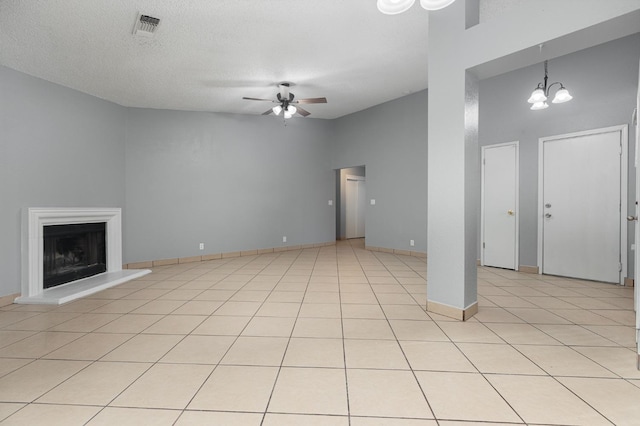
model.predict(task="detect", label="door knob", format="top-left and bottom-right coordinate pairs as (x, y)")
top-left (545, 213), bottom-right (552, 219)
top-left (507, 210), bottom-right (514, 216)
top-left (627, 215), bottom-right (638, 222)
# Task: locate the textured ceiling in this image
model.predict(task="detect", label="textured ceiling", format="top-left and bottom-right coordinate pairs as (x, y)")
top-left (0, 0), bottom-right (432, 119)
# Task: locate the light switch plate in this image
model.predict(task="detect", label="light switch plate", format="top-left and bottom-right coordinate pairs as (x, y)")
top-left (370, 199), bottom-right (376, 205)
top-left (328, 200), bottom-right (333, 206)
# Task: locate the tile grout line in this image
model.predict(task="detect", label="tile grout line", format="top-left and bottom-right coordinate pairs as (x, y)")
top-left (164, 249), bottom-right (307, 423)
top-left (68, 255), bottom-right (275, 424)
top-left (77, 257), bottom-right (249, 424)
top-left (337, 240), bottom-right (357, 426)
top-left (258, 247), bottom-right (317, 425)
top-left (364, 246), bottom-right (439, 422)
top-left (0, 241), bottom-right (637, 424)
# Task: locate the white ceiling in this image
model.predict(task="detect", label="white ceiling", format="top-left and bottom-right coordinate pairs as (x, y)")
top-left (0, 0), bottom-right (433, 119)
top-left (3, 1), bottom-right (636, 120)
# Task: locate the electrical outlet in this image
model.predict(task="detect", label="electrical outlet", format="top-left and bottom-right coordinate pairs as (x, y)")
top-left (370, 199), bottom-right (376, 205)
top-left (199, 243), bottom-right (204, 250)
top-left (410, 240), bottom-right (415, 247)
top-left (282, 236), bottom-right (287, 243)
top-left (328, 200), bottom-right (333, 206)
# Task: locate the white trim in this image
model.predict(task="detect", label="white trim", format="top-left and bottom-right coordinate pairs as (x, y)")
top-left (537, 139), bottom-right (544, 277)
top-left (634, 59), bottom-right (640, 348)
top-left (622, 125), bottom-right (629, 285)
top-left (16, 207), bottom-right (150, 304)
top-left (480, 141), bottom-right (520, 270)
top-left (537, 125), bottom-right (628, 285)
top-left (346, 175), bottom-right (365, 181)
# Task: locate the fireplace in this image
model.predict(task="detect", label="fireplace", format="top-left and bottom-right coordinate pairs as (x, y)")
top-left (44, 222), bottom-right (107, 289)
top-left (16, 207), bottom-right (150, 305)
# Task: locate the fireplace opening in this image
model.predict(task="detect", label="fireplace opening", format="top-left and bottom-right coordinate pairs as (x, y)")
top-left (43, 222), bottom-right (107, 289)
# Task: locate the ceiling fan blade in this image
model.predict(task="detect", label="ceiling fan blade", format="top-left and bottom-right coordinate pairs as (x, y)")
top-left (296, 106), bottom-right (311, 117)
top-left (295, 97), bottom-right (327, 104)
top-left (262, 109), bottom-right (274, 115)
top-left (243, 97), bottom-right (275, 102)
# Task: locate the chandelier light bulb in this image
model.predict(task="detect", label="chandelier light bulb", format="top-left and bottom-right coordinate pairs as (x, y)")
top-left (527, 88), bottom-right (547, 104)
top-left (530, 101), bottom-right (549, 111)
top-left (552, 88), bottom-right (573, 104)
top-left (420, 0), bottom-right (456, 11)
top-left (284, 111), bottom-right (293, 119)
top-left (286, 105), bottom-right (297, 115)
top-left (377, 0), bottom-right (416, 15)
top-left (272, 105), bottom-right (283, 115)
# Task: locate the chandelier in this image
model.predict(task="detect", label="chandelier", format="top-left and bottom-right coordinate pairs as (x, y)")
top-left (527, 60), bottom-right (573, 110)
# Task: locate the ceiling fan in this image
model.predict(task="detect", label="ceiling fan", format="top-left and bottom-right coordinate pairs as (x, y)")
top-left (243, 83), bottom-right (327, 118)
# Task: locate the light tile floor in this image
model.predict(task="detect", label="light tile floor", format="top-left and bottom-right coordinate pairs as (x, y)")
top-left (1, 239), bottom-right (639, 425)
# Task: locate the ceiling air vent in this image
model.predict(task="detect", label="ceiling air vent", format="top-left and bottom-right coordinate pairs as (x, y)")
top-left (133, 14), bottom-right (160, 37)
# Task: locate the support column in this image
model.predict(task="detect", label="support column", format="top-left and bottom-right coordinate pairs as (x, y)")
top-left (426, 0), bottom-right (479, 321)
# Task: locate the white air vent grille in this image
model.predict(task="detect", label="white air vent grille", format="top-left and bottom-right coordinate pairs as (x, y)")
top-left (133, 14), bottom-right (160, 37)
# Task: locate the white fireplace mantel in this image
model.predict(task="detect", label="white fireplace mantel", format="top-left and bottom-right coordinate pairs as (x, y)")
top-left (15, 207), bottom-right (150, 305)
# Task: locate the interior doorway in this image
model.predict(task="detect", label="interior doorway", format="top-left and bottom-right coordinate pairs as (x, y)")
top-left (346, 175), bottom-right (366, 239)
top-left (538, 125), bottom-right (627, 284)
top-left (335, 166), bottom-right (366, 240)
top-left (481, 142), bottom-right (519, 270)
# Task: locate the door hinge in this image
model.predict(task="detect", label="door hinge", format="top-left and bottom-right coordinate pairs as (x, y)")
top-left (483, 242), bottom-right (485, 249)
top-left (619, 263), bottom-right (623, 272)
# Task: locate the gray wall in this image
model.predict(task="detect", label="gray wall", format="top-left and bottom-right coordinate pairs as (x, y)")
top-left (0, 65), bottom-right (127, 297)
top-left (479, 34), bottom-right (640, 274)
top-left (332, 92), bottom-right (429, 253)
top-left (336, 166), bottom-right (366, 240)
top-left (124, 109), bottom-right (336, 262)
top-left (1, 33), bottom-right (638, 298)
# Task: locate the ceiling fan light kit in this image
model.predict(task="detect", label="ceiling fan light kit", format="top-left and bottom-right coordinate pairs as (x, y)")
top-left (377, 0), bottom-right (455, 14)
top-left (243, 82), bottom-right (327, 119)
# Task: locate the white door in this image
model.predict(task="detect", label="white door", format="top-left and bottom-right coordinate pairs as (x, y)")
top-left (539, 127), bottom-right (626, 284)
top-left (346, 176), bottom-right (365, 239)
top-left (481, 142), bottom-right (519, 270)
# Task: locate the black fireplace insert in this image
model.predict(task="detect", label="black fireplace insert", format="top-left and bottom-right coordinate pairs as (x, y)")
top-left (43, 222), bottom-right (107, 289)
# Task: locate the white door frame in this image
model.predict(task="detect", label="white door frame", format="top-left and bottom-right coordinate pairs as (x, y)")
top-left (537, 124), bottom-right (628, 285)
top-left (633, 58), bottom-right (639, 366)
top-left (480, 141), bottom-right (520, 270)
top-left (345, 175), bottom-right (365, 239)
